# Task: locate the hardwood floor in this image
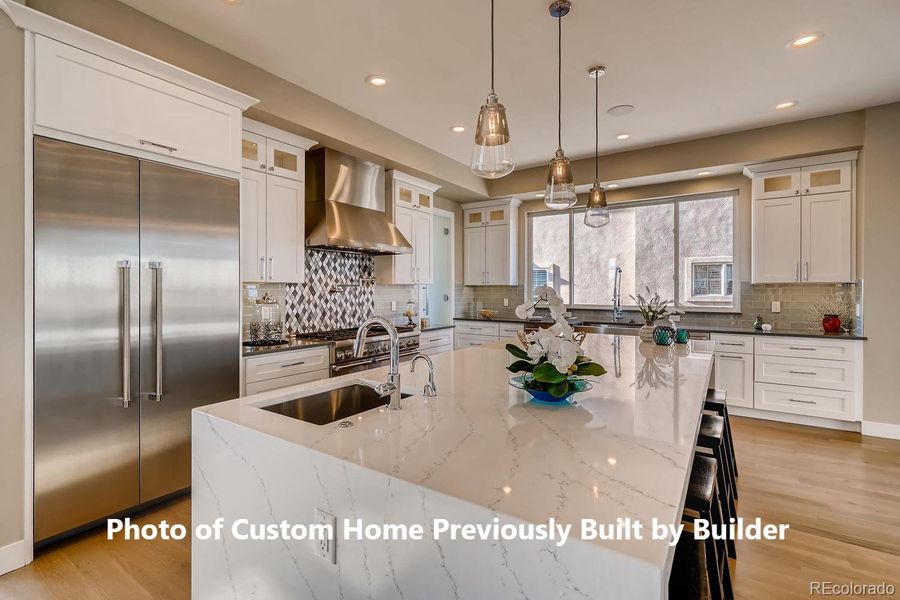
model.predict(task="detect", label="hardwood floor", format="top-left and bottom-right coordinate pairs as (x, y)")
top-left (0, 417), bottom-right (898, 599)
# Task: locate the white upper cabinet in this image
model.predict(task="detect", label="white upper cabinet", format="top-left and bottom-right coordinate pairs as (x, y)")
top-left (800, 162), bottom-right (852, 195)
top-left (240, 120), bottom-right (316, 283)
top-left (376, 171), bottom-right (440, 284)
top-left (33, 36), bottom-right (250, 176)
top-left (747, 152), bottom-right (856, 283)
top-left (802, 192), bottom-right (852, 282)
top-left (462, 198), bottom-right (520, 286)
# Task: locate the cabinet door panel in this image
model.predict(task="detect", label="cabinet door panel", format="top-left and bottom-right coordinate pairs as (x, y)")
top-left (464, 208), bottom-right (486, 228)
top-left (714, 353), bottom-right (753, 408)
top-left (240, 170), bottom-right (268, 282)
top-left (752, 197), bottom-right (801, 283)
top-left (485, 225), bottom-right (510, 285)
top-left (801, 192), bottom-right (852, 282)
top-left (464, 227), bottom-right (486, 285)
top-left (241, 132), bottom-right (267, 172)
top-left (393, 207), bottom-right (415, 284)
top-left (753, 168), bottom-right (800, 200)
top-left (266, 139), bottom-right (304, 181)
top-left (413, 212), bottom-right (433, 284)
top-left (265, 176), bottom-right (304, 283)
top-left (801, 162), bottom-right (851, 195)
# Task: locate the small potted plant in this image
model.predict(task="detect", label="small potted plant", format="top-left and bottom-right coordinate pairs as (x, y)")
top-left (631, 287), bottom-right (675, 342)
top-left (506, 287), bottom-right (606, 403)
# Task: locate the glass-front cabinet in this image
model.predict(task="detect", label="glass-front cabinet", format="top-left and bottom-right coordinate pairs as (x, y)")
top-left (241, 131), bottom-right (304, 181)
top-left (464, 205), bottom-right (509, 228)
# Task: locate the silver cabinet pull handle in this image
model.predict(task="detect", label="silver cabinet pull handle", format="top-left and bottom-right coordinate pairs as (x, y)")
top-left (150, 262), bottom-right (164, 401)
top-left (281, 360), bottom-right (306, 368)
top-left (118, 260), bottom-right (132, 408)
top-left (804, 261), bottom-right (809, 281)
top-left (268, 256), bottom-right (274, 280)
top-left (789, 346), bottom-right (816, 351)
top-left (788, 370), bottom-right (817, 376)
top-left (720, 354), bottom-right (744, 360)
top-left (139, 139), bottom-right (177, 153)
top-left (787, 398), bottom-right (816, 405)
top-left (795, 262), bottom-right (800, 282)
top-left (720, 342), bottom-right (743, 346)
top-left (259, 256), bottom-right (265, 280)
top-left (427, 337), bottom-right (443, 343)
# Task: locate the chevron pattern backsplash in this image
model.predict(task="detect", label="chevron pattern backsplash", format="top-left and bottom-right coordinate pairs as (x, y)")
top-left (283, 250), bottom-right (376, 334)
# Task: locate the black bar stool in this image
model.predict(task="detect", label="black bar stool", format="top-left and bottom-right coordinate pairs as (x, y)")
top-left (678, 453), bottom-right (735, 600)
top-left (705, 388), bottom-right (739, 484)
top-left (696, 413), bottom-right (737, 559)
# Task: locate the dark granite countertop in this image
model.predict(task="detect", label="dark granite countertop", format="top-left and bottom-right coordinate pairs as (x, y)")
top-left (241, 338), bottom-right (332, 358)
top-left (453, 315), bottom-right (581, 325)
top-left (420, 323), bottom-right (455, 332)
top-left (576, 321), bottom-right (866, 341)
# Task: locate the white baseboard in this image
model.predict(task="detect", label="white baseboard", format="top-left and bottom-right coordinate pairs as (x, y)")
top-left (861, 420), bottom-right (900, 440)
top-left (0, 539), bottom-right (28, 576)
top-left (729, 406), bottom-right (861, 432)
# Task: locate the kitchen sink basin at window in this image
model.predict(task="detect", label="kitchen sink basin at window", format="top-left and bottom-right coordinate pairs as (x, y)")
top-left (527, 192), bottom-right (738, 311)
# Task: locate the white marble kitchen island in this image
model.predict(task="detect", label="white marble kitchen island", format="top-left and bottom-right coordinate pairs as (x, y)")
top-left (192, 334), bottom-right (714, 599)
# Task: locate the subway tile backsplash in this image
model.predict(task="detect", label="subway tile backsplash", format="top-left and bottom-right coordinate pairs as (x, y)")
top-left (456, 281), bottom-right (864, 335)
top-left (242, 250), bottom-right (421, 339)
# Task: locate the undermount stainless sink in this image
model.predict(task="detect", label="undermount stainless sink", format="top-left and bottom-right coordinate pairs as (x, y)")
top-left (258, 382), bottom-right (412, 426)
top-left (576, 323), bottom-right (642, 336)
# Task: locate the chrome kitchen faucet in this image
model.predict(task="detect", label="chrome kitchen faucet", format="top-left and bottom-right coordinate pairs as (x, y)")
top-left (410, 354), bottom-right (437, 397)
top-left (354, 316), bottom-right (403, 410)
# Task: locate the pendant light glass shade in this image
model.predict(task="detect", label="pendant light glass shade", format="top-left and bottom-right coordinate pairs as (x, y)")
top-left (584, 183), bottom-right (610, 227)
top-left (471, 0), bottom-right (515, 179)
top-left (545, 148), bottom-right (577, 209)
top-left (471, 92), bottom-right (515, 178)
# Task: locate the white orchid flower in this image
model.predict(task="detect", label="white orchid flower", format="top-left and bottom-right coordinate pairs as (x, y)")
top-left (550, 339), bottom-right (580, 374)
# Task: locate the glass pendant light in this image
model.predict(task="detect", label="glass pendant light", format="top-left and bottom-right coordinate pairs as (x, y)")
top-left (584, 65), bottom-right (611, 228)
top-left (471, 0), bottom-right (515, 179)
top-left (544, 0), bottom-right (577, 210)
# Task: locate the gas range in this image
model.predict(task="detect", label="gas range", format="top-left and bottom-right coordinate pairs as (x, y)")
top-left (295, 324), bottom-right (419, 375)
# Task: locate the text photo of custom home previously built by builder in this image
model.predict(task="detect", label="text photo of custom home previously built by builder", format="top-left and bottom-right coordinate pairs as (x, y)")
top-left (0, 1), bottom-right (899, 598)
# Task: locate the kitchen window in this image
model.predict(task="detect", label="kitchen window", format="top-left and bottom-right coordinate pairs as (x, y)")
top-left (527, 192), bottom-right (738, 311)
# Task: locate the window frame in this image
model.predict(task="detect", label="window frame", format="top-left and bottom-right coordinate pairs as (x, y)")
top-left (683, 256), bottom-right (734, 305)
top-left (525, 190), bottom-right (741, 313)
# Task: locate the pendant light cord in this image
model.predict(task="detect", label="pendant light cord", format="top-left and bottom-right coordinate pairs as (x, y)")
top-left (490, 0), bottom-right (495, 93)
top-left (594, 70), bottom-right (599, 181)
top-left (557, 9), bottom-right (562, 151)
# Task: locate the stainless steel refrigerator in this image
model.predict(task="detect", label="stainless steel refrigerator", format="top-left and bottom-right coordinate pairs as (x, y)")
top-left (33, 137), bottom-right (240, 544)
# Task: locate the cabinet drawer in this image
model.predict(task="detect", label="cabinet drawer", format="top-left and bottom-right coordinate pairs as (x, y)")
top-left (35, 36), bottom-right (242, 174)
top-left (244, 346), bottom-right (330, 384)
top-left (455, 321), bottom-right (500, 337)
top-left (711, 334), bottom-right (754, 354)
top-left (713, 353), bottom-right (753, 408)
top-left (754, 355), bottom-right (855, 391)
top-left (754, 337), bottom-right (857, 361)
top-left (754, 382), bottom-right (855, 421)
top-left (419, 329), bottom-right (454, 350)
top-left (245, 368), bottom-right (330, 395)
top-left (455, 333), bottom-right (497, 349)
top-left (499, 323), bottom-right (524, 339)
top-left (419, 344), bottom-right (453, 357)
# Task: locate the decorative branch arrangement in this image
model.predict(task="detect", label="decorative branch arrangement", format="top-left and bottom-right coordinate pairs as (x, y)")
top-left (630, 287), bottom-right (675, 326)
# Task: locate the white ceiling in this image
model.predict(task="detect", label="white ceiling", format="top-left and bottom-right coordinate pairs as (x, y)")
top-left (120, 0), bottom-right (900, 169)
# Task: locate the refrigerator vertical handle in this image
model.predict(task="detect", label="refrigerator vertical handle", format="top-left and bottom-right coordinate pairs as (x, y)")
top-left (150, 261), bottom-right (163, 401)
top-left (118, 260), bottom-right (132, 408)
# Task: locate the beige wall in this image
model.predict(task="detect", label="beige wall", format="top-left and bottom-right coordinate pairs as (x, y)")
top-left (861, 102), bottom-right (900, 426)
top-left (434, 196), bottom-right (464, 284)
top-left (489, 111), bottom-right (865, 198)
top-left (0, 11), bottom-right (25, 548)
top-left (25, 0), bottom-right (489, 202)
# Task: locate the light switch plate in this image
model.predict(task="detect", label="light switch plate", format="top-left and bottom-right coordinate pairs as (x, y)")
top-left (771, 301), bottom-right (781, 313)
top-left (856, 303), bottom-right (861, 318)
top-left (503, 298), bottom-right (509, 307)
top-left (390, 301), bottom-right (397, 311)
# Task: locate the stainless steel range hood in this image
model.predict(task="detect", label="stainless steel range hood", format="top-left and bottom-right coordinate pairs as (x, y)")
top-left (305, 148), bottom-right (412, 255)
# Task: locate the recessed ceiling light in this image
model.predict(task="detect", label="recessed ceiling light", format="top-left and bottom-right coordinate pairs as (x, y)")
top-left (616, 133), bottom-right (630, 140)
top-left (365, 75), bottom-right (388, 87)
top-left (697, 171), bottom-right (712, 177)
top-left (607, 457), bottom-right (617, 466)
top-left (776, 100), bottom-right (798, 110)
top-left (606, 183), bottom-right (619, 189)
top-left (450, 125), bottom-right (466, 133)
top-left (607, 105), bottom-right (635, 117)
top-left (788, 32), bottom-right (823, 48)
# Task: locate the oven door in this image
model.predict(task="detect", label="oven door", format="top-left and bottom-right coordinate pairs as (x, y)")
top-left (331, 351), bottom-right (417, 376)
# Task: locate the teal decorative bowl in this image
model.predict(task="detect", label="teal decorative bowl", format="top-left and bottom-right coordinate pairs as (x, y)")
top-left (509, 375), bottom-right (592, 405)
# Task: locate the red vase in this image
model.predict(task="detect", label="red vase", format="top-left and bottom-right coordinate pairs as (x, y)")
top-left (822, 314), bottom-right (841, 333)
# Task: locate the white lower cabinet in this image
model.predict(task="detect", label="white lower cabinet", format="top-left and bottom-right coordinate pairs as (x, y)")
top-left (243, 346), bottom-right (330, 396)
top-left (418, 328), bottom-right (454, 356)
top-left (714, 352), bottom-right (753, 408)
top-left (754, 382), bottom-right (855, 421)
top-left (454, 321), bottom-right (523, 349)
